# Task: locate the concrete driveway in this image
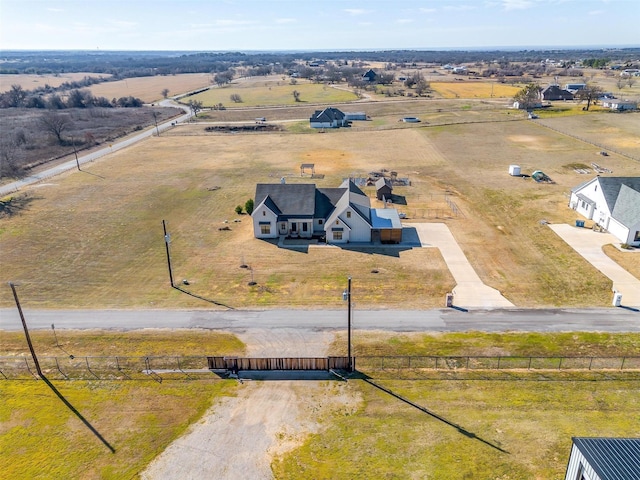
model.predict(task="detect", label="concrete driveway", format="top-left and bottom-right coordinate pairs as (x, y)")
top-left (405, 223), bottom-right (514, 309)
top-left (549, 224), bottom-right (640, 308)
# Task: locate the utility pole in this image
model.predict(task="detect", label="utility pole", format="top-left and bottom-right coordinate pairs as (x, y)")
top-left (71, 135), bottom-right (81, 171)
top-left (343, 276), bottom-right (353, 372)
top-left (162, 220), bottom-right (174, 287)
top-left (9, 282), bottom-right (43, 377)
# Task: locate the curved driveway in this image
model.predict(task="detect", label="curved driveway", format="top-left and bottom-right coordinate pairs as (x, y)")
top-left (405, 223), bottom-right (514, 308)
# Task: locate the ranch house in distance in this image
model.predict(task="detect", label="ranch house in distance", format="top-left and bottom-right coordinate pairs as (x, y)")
top-left (251, 179), bottom-right (403, 244)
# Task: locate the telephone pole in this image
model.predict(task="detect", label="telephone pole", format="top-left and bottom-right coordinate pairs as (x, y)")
top-left (9, 282), bottom-right (43, 377)
top-left (162, 220), bottom-right (174, 287)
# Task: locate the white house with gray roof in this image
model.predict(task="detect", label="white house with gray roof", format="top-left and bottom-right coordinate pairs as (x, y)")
top-left (252, 179), bottom-right (403, 244)
top-left (569, 176), bottom-right (640, 246)
top-left (309, 107), bottom-right (347, 128)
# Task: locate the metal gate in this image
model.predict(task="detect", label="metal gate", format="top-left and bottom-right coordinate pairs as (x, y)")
top-left (207, 356), bottom-right (351, 371)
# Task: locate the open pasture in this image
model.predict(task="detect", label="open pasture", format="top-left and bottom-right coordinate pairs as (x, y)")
top-left (430, 81), bottom-right (522, 99)
top-left (185, 81), bottom-right (358, 108)
top-left (87, 73), bottom-right (213, 103)
top-left (1, 112), bottom-right (639, 309)
top-left (0, 72), bottom-right (111, 93)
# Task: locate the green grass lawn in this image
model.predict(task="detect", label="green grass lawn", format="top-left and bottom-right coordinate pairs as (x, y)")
top-left (273, 378), bottom-right (640, 480)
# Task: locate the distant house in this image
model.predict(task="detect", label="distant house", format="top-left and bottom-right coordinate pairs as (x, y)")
top-left (569, 176), bottom-right (640, 246)
top-left (600, 99), bottom-right (638, 111)
top-left (310, 107), bottom-right (348, 128)
top-left (252, 179), bottom-right (403, 244)
top-left (375, 177), bottom-right (393, 200)
top-left (564, 437), bottom-right (640, 480)
top-left (564, 83), bottom-right (586, 93)
top-left (540, 85), bottom-right (574, 101)
top-left (362, 69), bottom-right (377, 82)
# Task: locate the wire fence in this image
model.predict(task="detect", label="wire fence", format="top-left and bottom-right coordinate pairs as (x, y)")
top-left (357, 355), bottom-right (640, 371)
top-left (2, 355), bottom-right (639, 381)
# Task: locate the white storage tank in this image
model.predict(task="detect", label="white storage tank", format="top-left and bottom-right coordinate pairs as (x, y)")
top-left (509, 165), bottom-right (521, 176)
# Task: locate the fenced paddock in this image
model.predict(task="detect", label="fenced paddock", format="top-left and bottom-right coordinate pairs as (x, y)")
top-left (1, 355), bottom-right (638, 381)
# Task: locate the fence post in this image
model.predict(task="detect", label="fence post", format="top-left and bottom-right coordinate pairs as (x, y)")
top-left (497, 357), bottom-right (501, 369)
top-left (589, 357), bottom-right (593, 370)
top-left (528, 357), bottom-right (532, 370)
top-left (621, 357), bottom-right (626, 371)
top-left (558, 357), bottom-right (563, 370)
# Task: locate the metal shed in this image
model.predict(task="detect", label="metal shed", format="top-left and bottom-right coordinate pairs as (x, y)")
top-left (564, 437), bottom-right (640, 480)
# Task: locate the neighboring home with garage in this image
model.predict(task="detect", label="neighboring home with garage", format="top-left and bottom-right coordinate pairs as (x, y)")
top-left (540, 85), bottom-right (574, 101)
top-left (600, 98), bottom-right (638, 111)
top-left (309, 107), bottom-right (347, 128)
top-left (569, 176), bottom-right (640, 246)
top-left (564, 437), bottom-right (640, 480)
top-left (375, 177), bottom-right (393, 200)
top-left (252, 179), bottom-right (403, 244)
top-left (362, 69), bottom-right (377, 82)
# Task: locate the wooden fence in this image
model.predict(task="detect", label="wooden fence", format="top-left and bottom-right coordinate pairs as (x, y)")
top-left (207, 356), bottom-right (350, 371)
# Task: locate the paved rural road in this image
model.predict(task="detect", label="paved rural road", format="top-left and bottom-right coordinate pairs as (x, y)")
top-left (1, 308), bottom-right (638, 332)
top-left (0, 99), bottom-right (192, 197)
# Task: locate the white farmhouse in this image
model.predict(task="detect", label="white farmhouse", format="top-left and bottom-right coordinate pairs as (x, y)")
top-left (569, 176), bottom-right (640, 246)
top-left (252, 179), bottom-right (403, 244)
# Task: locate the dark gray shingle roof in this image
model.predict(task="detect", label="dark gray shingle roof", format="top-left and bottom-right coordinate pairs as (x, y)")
top-left (255, 183), bottom-right (317, 218)
top-left (611, 184), bottom-right (640, 228)
top-left (597, 177), bottom-right (640, 213)
top-left (572, 437), bottom-right (640, 480)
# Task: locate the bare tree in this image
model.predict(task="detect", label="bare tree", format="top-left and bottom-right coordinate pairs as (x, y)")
top-left (230, 93), bottom-right (242, 103)
top-left (292, 90), bottom-right (301, 102)
top-left (6, 85), bottom-right (27, 107)
top-left (188, 100), bottom-right (203, 117)
top-left (161, 88), bottom-right (170, 99)
top-left (575, 84), bottom-right (604, 111)
top-left (39, 112), bottom-right (71, 145)
top-left (616, 77), bottom-right (626, 90)
top-left (627, 76), bottom-right (637, 88)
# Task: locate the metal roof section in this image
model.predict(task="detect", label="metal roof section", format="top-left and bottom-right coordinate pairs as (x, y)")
top-left (371, 208), bottom-right (403, 229)
top-left (572, 437), bottom-right (640, 480)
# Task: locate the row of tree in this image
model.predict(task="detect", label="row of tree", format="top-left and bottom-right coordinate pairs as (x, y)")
top-left (0, 85), bottom-right (143, 110)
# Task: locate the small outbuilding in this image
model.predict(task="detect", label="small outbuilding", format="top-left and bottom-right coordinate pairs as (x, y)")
top-left (508, 165), bottom-right (521, 176)
top-left (375, 177), bottom-right (393, 200)
top-left (564, 437), bottom-right (640, 480)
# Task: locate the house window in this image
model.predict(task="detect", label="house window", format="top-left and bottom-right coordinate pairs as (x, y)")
top-left (635, 231), bottom-right (640, 242)
top-left (336, 220), bottom-right (339, 225)
top-left (262, 211), bottom-right (266, 216)
top-left (319, 219), bottom-right (323, 225)
top-left (260, 225), bottom-right (271, 235)
top-left (302, 223), bottom-right (308, 232)
top-left (347, 211), bottom-right (351, 218)
top-left (334, 231), bottom-right (343, 240)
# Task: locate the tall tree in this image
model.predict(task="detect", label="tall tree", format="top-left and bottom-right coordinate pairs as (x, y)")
top-left (161, 88), bottom-right (170, 99)
top-left (575, 84), bottom-right (603, 111)
top-left (188, 100), bottom-right (203, 117)
top-left (513, 83), bottom-right (541, 110)
top-left (39, 112), bottom-right (71, 145)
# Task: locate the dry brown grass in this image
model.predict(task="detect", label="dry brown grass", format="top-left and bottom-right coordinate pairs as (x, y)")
top-left (1, 109), bottom-right (638, 309)
top-left (87, 73), bottom-right (212, 103)
top-left (603, 244), bottom-right (640, 279)
top-left (0, 72), bottom-right (112, 93)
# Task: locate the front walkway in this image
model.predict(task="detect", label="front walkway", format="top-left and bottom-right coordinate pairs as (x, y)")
top-left (406, 223), bottom-right (514, 309)
top-left (549, 224), bottom-right (640, 307)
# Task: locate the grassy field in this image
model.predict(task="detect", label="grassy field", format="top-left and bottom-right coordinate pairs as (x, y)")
top-left (273, 377), bottom-right (639, 479)
top-left (2, 330), bottom-right (639, 479)
top-left (271, 331), bottom-right (640, 479)
top-left (430, 81), bottom-right (523, 99)
top-left (0, 330), bottom-right (244, 480)
top-left (184, 81), bottom-right (358, 108)
top-left (87, 73), bottom-right (213, 103)
top-left (0, 72), bottom-right (112, 93)
top-left (2, 111), bottom-right (639, 309)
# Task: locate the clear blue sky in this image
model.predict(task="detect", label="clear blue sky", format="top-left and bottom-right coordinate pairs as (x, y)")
top-left (1, 0), bottom-right (638, 51)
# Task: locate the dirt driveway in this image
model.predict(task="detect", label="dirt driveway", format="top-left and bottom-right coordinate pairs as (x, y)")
top-left (141, 328), bottom-right (359, 479)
